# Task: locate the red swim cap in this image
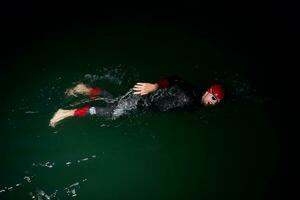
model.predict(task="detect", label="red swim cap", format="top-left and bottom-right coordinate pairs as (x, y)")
top-left (207, 84), bottom-right (224, 101)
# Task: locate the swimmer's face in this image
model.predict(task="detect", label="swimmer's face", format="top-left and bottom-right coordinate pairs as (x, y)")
top-left (201, 91), bottom-right (220, 106)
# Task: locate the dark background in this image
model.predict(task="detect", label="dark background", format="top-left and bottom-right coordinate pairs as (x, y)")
top-left (0, 1), bottom-right (294, 199)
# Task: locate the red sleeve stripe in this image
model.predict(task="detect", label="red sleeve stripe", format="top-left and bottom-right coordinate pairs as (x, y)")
top-left (89, 87), bottom-right (101, 96)
top-left (157, 79), bottom-right (169, 89)
top-left (74, 106), bottom-right (90, 117)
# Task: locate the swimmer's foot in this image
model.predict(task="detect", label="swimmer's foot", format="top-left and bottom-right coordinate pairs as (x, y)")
top-left (65, 83), bottom-right (91, 97)
top-left (49, 109), bottom-right (75, 127)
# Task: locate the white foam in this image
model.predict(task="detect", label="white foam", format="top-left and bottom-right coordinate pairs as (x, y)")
top-left (32, 161), bottom-right (55, 168)
top-left (66, 162), bottom-right (72, 166)
top-left (24, 176), bottom-right (31, 182)
top-left (25, 111), bottom-right (39, 114)
top-left (69, 182), bottom-right (79, 187)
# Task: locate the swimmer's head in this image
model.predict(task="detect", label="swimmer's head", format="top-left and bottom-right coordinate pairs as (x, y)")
top-left (201, 84), bottom-right (224, 106)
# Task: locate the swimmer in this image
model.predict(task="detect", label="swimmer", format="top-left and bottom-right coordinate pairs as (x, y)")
top-left (49, 75), bottom-right (224, 127)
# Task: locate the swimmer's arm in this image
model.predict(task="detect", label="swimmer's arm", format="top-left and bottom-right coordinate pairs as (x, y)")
top-left (133, 75), bottom-right (183, 96)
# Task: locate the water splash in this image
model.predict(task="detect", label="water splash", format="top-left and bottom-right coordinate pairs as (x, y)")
top-left (30, 189), bottom-right (55, 200)
top-left (25, 111), bottom-right (40, 114)
top-left (148, 86), bottom-right (193, 112)
top-left (32, 161), bottom-right (55, 168)
top-left (31, 154), bottom-right (98, 169)
top-left (28, 177), bottom-right (88, 199)
top-left (0, 175), bottom-right (35, 194)
top-left (0, 154), bottom-right (96, 198)
top-left (83, 64), bottom-right (138, 86)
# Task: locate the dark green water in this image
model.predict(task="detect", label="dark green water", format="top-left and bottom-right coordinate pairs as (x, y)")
top-left (1, 24), bottom-right (279, 200)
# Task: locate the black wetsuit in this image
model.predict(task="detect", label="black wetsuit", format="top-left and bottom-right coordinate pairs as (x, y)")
top-left (78, 75), bottom-right (204, 119)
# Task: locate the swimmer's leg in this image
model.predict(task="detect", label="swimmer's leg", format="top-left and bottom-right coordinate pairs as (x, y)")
top-left (49, 108), bottom-right (77, 128)
top-left (65, 83), bottom-right (114, 99)
top-left (49, 105), bottom-right (115, 128)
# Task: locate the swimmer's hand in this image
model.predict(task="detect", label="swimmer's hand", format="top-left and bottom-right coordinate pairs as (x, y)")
top-left (133, 83), bottom-right (158, 95)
